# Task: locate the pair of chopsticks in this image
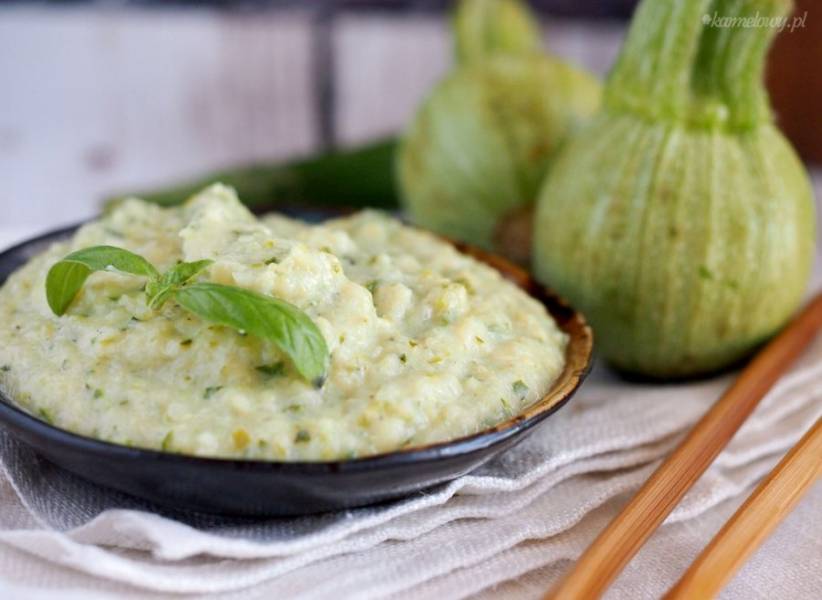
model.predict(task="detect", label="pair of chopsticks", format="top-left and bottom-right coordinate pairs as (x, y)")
top-left (546, 293), bottom-right (822, 599)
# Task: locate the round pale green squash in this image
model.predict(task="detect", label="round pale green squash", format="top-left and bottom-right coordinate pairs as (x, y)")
top-left (397, 0), bottom-right (601, 250)
top-left (533, 0), bottom-right (816, 378)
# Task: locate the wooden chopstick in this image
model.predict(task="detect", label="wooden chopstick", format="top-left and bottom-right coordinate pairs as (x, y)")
top-left (545, 293), bottom-right (822, 600)
top-left (664, 416), bottom-right (822, 599)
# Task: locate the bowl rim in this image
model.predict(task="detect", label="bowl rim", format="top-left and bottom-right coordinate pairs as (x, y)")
top-left (0, 221), bottom-right (594, 473)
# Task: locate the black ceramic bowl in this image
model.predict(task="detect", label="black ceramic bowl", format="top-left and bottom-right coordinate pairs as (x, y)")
top-left (0, 222), bottom-right (593, 516)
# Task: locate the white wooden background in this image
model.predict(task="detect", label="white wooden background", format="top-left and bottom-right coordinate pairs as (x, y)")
top-left (0, 5), bottom-right (624, 235)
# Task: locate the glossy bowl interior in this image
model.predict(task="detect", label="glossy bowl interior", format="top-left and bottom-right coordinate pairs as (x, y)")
top-left (0, 220), bottom-right (593, 516)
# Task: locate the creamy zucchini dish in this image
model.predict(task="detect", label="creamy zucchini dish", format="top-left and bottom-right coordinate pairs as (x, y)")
top-left (0, 185), bottom-right (567, 460)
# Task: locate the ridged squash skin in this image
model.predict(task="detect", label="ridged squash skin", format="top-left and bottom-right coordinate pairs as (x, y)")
top-left (533, 0), bottom-right (816, 378)
top-left (398, 0), bottom-right (601, 249)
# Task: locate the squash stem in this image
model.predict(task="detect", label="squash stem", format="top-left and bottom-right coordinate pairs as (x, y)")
top-left (692, 0), bottom-right (790, 128)
top-left (605, 0), bottom-right (713, 121)
top-left (605, 0), bottom-right (790, 130)
top-left (452, 0), bottom-right (542, 65)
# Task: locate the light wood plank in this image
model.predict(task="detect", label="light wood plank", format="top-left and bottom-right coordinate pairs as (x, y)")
top-left (0, 7), bottom-right (315, 227)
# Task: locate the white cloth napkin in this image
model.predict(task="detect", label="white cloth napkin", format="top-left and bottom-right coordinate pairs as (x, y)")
top-left (0, 228), bottom-right (820, 599)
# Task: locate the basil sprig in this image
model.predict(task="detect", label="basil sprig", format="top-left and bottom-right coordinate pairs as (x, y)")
top-left (46, 246), bottom-right (158, 315)
top-left (145, 259), bottom-right (214, 309)
top-left (176, 284), bottom-right (328, 386)
top-left (45, 246), bottom-right (329, 384)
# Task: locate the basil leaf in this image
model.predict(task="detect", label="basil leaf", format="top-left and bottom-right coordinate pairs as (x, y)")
top-left (175, 283), bottom-right (329, 385)
top-left (46, 246), bottom-right (159, 316)
top-left (146, 259), bottom-right (213, 309)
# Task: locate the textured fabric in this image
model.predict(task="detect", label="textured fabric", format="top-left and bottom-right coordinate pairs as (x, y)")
top-left (0, 228), bottom-right (820, 599)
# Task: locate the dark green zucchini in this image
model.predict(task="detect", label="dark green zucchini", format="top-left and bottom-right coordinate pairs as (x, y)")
top-left (104, 138), bottom-right (399, 213)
